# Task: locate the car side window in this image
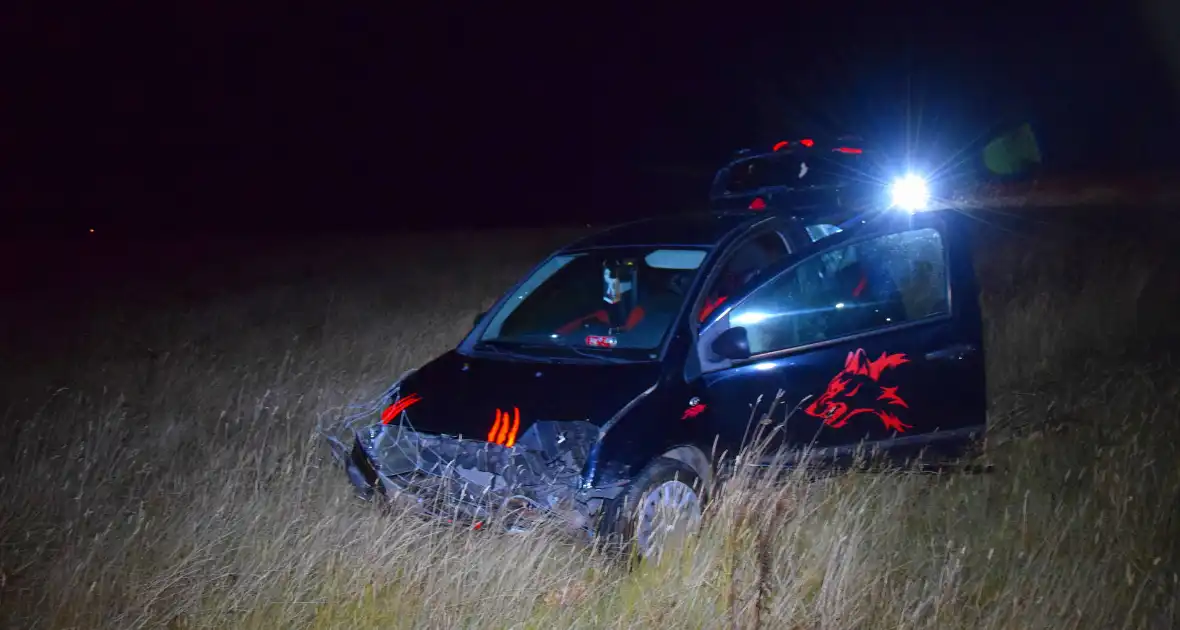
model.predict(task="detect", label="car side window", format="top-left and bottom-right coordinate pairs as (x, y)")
top-left (697, 232), bottom-right (789, 322)
top-left (728, 227), bottom-right (949, 355)
top-left (805, 223), bottom-right (843, 242)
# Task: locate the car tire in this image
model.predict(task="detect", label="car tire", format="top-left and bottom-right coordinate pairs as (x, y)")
top-left (599, 457), bottom-right (706, 563)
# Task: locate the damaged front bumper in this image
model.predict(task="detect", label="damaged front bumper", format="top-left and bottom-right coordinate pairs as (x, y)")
top-left (326, 417), bottom-right (623, 537)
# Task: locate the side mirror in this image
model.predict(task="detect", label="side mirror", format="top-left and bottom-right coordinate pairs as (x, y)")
top-left (710, 326), bottom-right (751, 361)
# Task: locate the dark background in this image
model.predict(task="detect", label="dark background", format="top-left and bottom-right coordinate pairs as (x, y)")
top-left (5, 2), bottom-right (1180, 236)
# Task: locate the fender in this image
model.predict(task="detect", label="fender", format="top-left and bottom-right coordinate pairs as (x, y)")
top-left (580, 381), bottom-right (658, 489)
top-left (580, 378), bottom-right (703, 489)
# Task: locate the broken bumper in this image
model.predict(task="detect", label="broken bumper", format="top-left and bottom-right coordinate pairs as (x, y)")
top-left (337, 422), bottom-right (611, 536)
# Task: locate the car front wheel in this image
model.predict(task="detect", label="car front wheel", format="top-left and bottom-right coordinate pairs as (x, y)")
top-left (601, 457), bottom-right (705, 563)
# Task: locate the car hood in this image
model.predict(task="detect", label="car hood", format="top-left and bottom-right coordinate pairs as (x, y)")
top-left (389, 350), bottom-right (662, 440)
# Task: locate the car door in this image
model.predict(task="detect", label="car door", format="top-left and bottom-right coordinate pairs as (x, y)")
top-left (693, 212), bottom-right (986, 468)
top-left (680, 225), bottom-right (792, 456)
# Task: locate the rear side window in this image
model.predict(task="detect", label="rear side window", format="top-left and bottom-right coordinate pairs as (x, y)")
top-left (727, 228), bottom-right (949, 355)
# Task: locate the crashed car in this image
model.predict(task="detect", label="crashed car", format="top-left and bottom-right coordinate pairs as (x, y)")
top-left (711, 136), bottom-right (935, 215)
top-left (325, 201), bottom-right (987, 559)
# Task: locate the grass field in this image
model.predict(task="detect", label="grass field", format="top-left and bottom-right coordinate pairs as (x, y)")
top-left (2, 209), bottom-right (1179, 629)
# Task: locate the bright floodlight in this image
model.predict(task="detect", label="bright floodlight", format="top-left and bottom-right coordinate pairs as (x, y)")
top-left (890, 174), bottom-right (930, 212)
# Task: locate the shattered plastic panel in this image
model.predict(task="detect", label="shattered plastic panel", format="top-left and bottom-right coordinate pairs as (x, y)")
top-left (323, 379), bottom-right (613, 535)
top-left (349, 415), bottom-right (601, 532)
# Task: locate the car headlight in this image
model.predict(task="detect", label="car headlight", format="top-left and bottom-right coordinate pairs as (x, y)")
top-left (889, 174), bottom-right (930, 212)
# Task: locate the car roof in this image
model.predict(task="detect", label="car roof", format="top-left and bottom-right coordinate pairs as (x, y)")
top-left (559, 205), bottom-right (957, 255)
top-left (559, 211), bottom-right (765, 251)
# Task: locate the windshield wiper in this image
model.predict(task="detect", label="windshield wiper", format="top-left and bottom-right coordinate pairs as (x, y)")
top-left (516, 342), bottom-right (632, 365)
top-left (558, 345), bottom-right (632, 364)
top-left (474, 341), bottom-right (562, 364)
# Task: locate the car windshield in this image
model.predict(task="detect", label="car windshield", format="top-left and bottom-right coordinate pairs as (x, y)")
top-left (722, 151), bottom-right (867, 195)
top-left (478, 246), bottom-right (709, 356)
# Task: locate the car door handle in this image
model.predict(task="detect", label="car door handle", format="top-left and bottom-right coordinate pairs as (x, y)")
top-left (925, 343), bottom-right (977, 362)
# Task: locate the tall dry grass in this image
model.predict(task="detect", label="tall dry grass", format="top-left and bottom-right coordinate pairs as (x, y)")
top-left (1, 214), bottom-right (1178, 629)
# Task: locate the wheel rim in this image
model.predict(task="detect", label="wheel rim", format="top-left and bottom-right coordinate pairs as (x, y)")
top-left (634, 479), bottom-right (702, 560)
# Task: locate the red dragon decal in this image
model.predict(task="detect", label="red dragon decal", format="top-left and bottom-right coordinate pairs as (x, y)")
top-left (805, 349), bottom-right (913, 433)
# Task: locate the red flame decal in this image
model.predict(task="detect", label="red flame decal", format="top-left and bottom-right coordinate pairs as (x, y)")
top-left (488, 407), bottom-right (521, 447)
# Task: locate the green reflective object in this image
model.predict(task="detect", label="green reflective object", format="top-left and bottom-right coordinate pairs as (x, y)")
top-left (983, 123), bottom-right (1043, 175)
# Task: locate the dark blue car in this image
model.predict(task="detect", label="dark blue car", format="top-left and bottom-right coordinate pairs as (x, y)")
top-left (328, 204), bottom-right (986, 559)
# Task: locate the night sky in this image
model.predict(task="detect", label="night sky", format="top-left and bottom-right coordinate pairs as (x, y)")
top-left (6, 2), bottom-right (1179, 235)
